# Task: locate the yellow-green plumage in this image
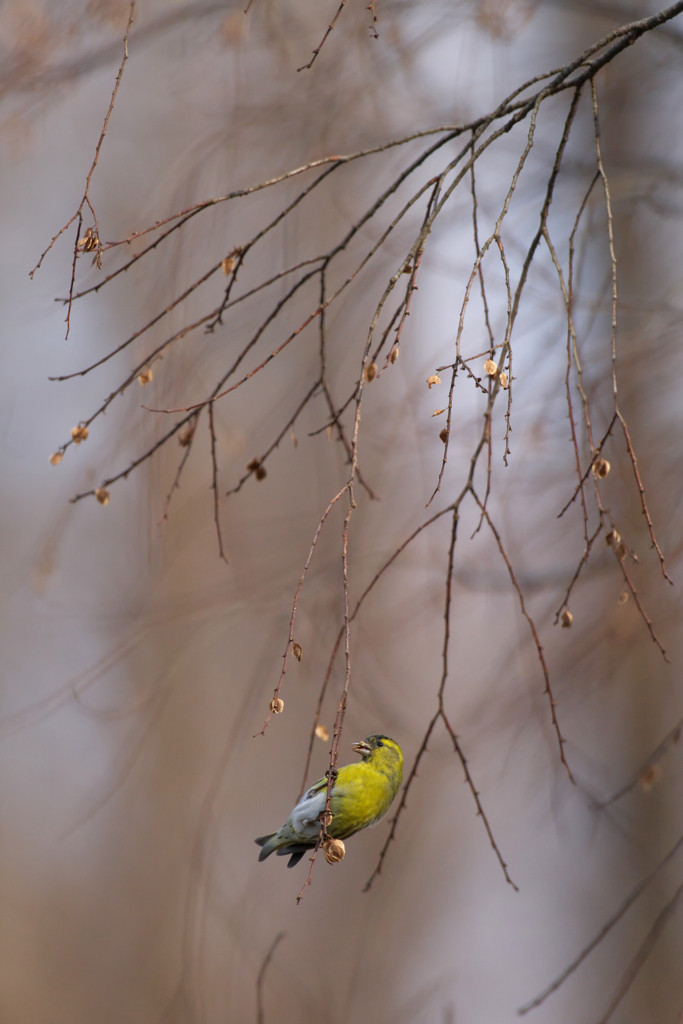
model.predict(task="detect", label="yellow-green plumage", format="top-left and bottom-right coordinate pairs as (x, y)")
top-left (255, 735), bottom-right (403, 867)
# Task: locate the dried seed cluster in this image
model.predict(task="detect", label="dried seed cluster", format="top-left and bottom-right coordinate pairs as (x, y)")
top-left (72, 425), bottom-right (89, 444)
top-left (178, 421), bottom-right (196, 447)
top-left (247, 458), bottom-right (267, 481)
top-left (322, 838), bottom-right (345, 864)
top-left (593, 457), bottom-right (611, 479)
top-left (77, 227), bottom-right (99, 253)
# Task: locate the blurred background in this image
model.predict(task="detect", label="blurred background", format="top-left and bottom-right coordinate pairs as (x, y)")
top-left (1, 1), bottom-right (682, 1022)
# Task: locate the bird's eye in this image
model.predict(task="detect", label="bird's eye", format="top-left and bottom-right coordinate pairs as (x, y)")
top-left (377, 741), bottom-right (384, 747)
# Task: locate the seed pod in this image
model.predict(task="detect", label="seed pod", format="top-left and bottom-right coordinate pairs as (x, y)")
top-left (319, 809), bottom-right (334, 827)
top-left (50, 451), bottom-right (63, 466)
top-left (499, 371), bottom-right (508, 389)
top-left (560, 608), bottom-right (573, 629)
top-left (269, 697), bottom-right (284, 714)
top-left (221, 255), bottom-right (236, 276)
top-left (94, 487), bottom-right (110, 506)
top-left (137, 368), bottom-right (153, 386)
top-left (439, 427), bottom-right (449, 443)
top-left (592, 457), bottom-right (610, 478)
top-left (71, 425), bottom-right (89, 444)
top-left (292, 641), bottom-right (303, 662)
top-left (432, 408), bottom-right (446, 417)
top-left (427, 374), bottom-right (441, 389)
top-left (638, 764), bottom-right (661, 793)
top-left (247, 458), bottom-right (261, 472)
top-left (484, 359), bottom-right (497, 376)
top-left (315, 724), bottom-right (330, 741)
top-left (618, 590), bottom-right (629, 605)
top-left (77, 227), bottom-right (99, 252)
top-left (322, 838), bottom-right (345, 864)
top-left (606, 529), bottom-right (621, 547)
top-left (178, 421), bottom-right (196, 447)
top-left (364, 362), bottom-right (377, 383)
top-left (614, 542), bottom-right (627, 561)
top-left (389, 347), bottom-right (399, 364)
top-left (255, 465), bottom-right (267, 481)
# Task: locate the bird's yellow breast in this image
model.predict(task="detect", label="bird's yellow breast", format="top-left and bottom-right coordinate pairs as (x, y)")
top-left (328, 760), bottom-right (402, 839)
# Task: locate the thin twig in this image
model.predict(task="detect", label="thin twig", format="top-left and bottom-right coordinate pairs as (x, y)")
top-left (518, 832), bottom-right (683, 1015)
top-left (597, 714), bottom-right (683, 809)
top-left (595, 880), bottom-right (683, 1024)
top-left (473, 493), bottom-right (574, 781)
top-left (208, 404), bottom-right (228, 563)
top-left (30, 0), bottom-right (137, 325)
top-left (256, 932), bottom-right (286, 1024)
top-left (297, 0), bottom-right (347, 72)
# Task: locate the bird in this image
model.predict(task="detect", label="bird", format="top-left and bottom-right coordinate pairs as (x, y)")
top-left (255, 735), bottom-right (403, 867)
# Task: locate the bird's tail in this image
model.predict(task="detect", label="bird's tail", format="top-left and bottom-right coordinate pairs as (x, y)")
top-left (255, 833), bottom-right (280, 861)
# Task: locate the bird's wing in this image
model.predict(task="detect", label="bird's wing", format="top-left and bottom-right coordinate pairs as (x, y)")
top-left (303, 775), bottom-right (329, 798)
top-left (288, 781), bottom-right (329, 838)
top-left (287, 772), bottom-right (355, 840)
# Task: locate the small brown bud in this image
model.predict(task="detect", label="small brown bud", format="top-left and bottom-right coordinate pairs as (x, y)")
top-left (94, 487), bottom-right (110, 506)
top-left (322, 838), bottom-right (345, 864)
top-left (606, 529), bottom-right (621, 547)
top-left (247, 458), bottom-right (261, 473)
top-left (221, 255), bottom-right (236, 276)
top-left (614, 542), bottom-right (627, 561)
top-left (292, 641), bottom-right (303, 662)
top-left (315, 724), bottom-right (330, 742)
top-left (427, 374), bottom-right (441, 389)
top-left (364, 362), bottom-right (377, 383)
top-left (50, 451), bottom-right (63, 466)
top-left (269, 697), bottom-right (284, 714)
top-left (638, 763), bottom-right (661, 793)
top-left (499, 371), bottom-right (508, 389)
top-left (401, 262), bottom-right (413, 275)
top-left (484, 359), bottom-right (497, 376)
top-left (560, 608), bottom-right (573, 629)
top-left (389, 346), bottom-right (399, 364)
top-left (178, 421), bottom-right (196, 447)
top-left (255, 465), bottom-right (267, 481)
top-left (439, 427), bottom-right (449, 443)
top-left (71, 425), bottom-right (89, 444)
top-left (137, 367), bottom-right (153, 386)
top-left (618, 590), bottom-right (629, 605)
top-left (593, 458), bottom-right (611, 479)
top-left (432, 408), bottom-right (446, 417)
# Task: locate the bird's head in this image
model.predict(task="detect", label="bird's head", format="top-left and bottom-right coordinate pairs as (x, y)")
top-left (352, 735), bottom-right (403, 775)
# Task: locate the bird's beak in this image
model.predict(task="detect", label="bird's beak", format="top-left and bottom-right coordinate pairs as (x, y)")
top-left (352, 740), bottom-right (373, 758)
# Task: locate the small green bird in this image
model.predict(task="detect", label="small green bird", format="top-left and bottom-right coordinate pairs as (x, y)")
top-left (255, 735), bottom-right (403, 867)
